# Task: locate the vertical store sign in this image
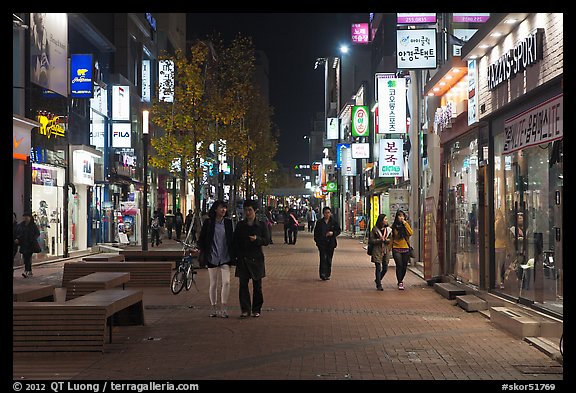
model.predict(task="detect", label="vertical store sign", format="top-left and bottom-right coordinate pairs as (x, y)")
top-left (112, 85), bottom-right (130, 121)
top-left (467, 59), bottom-right (478, 126)
top-left (378, 139), bottom-right (403, 177)
top-left (326, 118), bottom-right (339, 140)
top-left (396, 29), bottom-right (437, 69)
top-left (376, 74), bottom-right (406, 134)
top-left (351, 106), bottom-right (370, 137)
top-left (159, 59), bottom-right (174, 103)
top-left (351, 23), bottom-right (370, 44)
top-left (141, 60), bottom-right (151, 102)
top-left (70, 54), bottom-right (93, 98)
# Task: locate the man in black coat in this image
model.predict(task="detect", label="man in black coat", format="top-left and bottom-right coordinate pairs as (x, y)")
top-left (313, 206), bottom-right (341, 281)
top-left (233, 200), bottom-right (270, 318)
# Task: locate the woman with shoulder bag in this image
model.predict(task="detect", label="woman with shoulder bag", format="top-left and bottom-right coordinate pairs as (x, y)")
top-left (198, 200), bottom-right (235, 318)
top-left (368, 214), bottom-right (392, 291)
top-left (391, 210), bottom-right (413, 290)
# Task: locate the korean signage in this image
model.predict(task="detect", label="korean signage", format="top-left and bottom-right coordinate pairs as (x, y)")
top-left (30, 13), bottom-right (68, 97)
top-left (159, 59), bottom-right (175, 102)
top-left (327, 117), bottom-right (339, 140)
top-left (112, 123), bottom-right (132, 148)
top-left (487, 29), bottom-right (544, 91)
top-left (452, 13), bottom-right (490, 23)
top-left (376, 74), bottom-right (406, 134)
top-left (112, 85), bottom-right (130, 121)
top-left (396, 29), bottom-right (436, 69)
top-left (467, 60), bottom-right (478, 126)
top-left (351, 23), bottom-right (369, 44)
top-left (70, 54), bottom-right (93, 98)
top-left (397, 13), bottom-right (436, 24)
top-left (351, 106), bottom-right (370, 137)
top-left (351, 143), bottom-right (370, 159)
top-left (341, 147), bottom-right (357, 176)
top-left (336, 143), bottom-right (350, 169)
top-left (326, 181), bottom-right (337, 192)
top-left (503, 94), bottom-right (563, 154)
top-left (378, 139), bottom-right (403, 177)
top-left (142, 60), bottom-right (151, 102)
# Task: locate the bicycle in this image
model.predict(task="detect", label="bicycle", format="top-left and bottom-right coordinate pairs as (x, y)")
top-left (170, 239), bottom-right (199, 295)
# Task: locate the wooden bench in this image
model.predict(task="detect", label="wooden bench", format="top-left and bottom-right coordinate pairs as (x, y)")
top-left (82, 253), bottom-right (125, 262)
top-left (13, 283), bottom-right (55, 302)
top-left (66, 272), bottom-right (131, 300)
top-left (62, 261), bottom-right (174, 288)
top-left (13, 288), bottom-right (144, 352)
top-left (119, 250), bottom-right (185, 263)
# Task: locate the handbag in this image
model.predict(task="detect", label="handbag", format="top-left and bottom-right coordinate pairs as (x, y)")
top-left (405, 237), bottom-right (415, 259)
top-left (32, 239), bottom-right (41, 254)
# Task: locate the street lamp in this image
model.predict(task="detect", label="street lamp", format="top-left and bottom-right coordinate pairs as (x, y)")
top-left (141, 110), bottom-right (149, 251)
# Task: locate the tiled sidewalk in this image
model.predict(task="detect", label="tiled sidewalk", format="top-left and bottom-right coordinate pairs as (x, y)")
top-left (12, 229), bottom-right (564, 382)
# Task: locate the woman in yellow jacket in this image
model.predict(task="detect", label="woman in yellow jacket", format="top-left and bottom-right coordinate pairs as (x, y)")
top-left (391, 209), bottom-right (413, 290)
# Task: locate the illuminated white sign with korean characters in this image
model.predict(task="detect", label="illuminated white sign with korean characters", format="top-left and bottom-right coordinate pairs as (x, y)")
top-left (378, 139), bottom-right (404, 177)
top-left (376, 74), bottom-right (406, 134)
top-left (396, 29), bottom-right (436, 69)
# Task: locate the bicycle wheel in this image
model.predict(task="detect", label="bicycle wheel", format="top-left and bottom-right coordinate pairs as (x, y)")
top-left (185, 265), bottom-right (195, 291)
top-left (171, 269), bottom-right (185, 294)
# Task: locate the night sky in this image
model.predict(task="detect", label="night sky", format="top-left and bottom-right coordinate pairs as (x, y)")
top-left (186, 13), bottom-right (355, 168)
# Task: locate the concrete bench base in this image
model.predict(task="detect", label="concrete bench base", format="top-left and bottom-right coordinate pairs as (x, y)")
top-left (433, 282), bottom-right (467, 300)
top-left (456, 294), bottom-right (488, 312)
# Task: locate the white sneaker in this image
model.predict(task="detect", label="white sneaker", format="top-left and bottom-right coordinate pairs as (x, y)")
top-left (209, 306), bottom-right (218, 317)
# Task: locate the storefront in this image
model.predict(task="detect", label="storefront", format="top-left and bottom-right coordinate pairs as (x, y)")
top-left (461, 13), bottom-right (563, 317)
top-left (490, 92), bottom-right (563, 315)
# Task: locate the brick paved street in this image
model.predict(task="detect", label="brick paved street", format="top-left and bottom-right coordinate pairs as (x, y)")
top-left (12, 227), bottom-right (564, 384)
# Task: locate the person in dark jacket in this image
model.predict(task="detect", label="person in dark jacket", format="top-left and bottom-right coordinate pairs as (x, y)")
top-left (233, 199), bottom-right (270, 318)
top-left (13, 212), bottom-right (19, 259)
top-left (15, 211), bottom-right (40, 278)
top-left (198, 200), bottom-right (235, 318)
top-left (174, 208), bottom-right (185, 240)
top-left (313, 206), bottom-right (341, 281)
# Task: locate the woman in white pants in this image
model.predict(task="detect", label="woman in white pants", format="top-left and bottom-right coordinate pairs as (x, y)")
top-left (198, 200), bottom-right (235, 318)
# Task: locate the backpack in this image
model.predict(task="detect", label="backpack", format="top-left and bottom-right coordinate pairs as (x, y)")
top-left (151, 217), bottom-right (159, 229)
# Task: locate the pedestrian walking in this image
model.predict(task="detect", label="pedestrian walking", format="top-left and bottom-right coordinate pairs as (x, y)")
top-left (390, 209), bottom-right (413, 290)
top-left (198, 200), bottom-right (235, 318)
top-left (265, 206), bottom-right (276, 244)
top-left (174, 208), bottom-right (184, 240)
top-left (165, 209), bottom-right (175, 240)
top-left (13, 212), bottom-right (19, 260)
top-left (287, 208), bottom-right (299, 244)
top-left (233, 199), bottom-right (270, 318)
top-left (313, 206), bottom-right (341, 281)
top-left (150, 210), bottom-right (161, 247)
top-left (281, 206), bottom-right (290, 244)
top-left (306, 206), bottom-right (317, 233)
top-left (368, 213), bottom-right (392, 291)
top-left (15, 211), bottom-right (41, 278)
top-left (184, 209), bottom-right (194, 239)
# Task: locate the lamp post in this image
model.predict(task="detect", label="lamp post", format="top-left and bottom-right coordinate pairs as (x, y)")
top-left (141, 110), bottom-right (149, 251)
